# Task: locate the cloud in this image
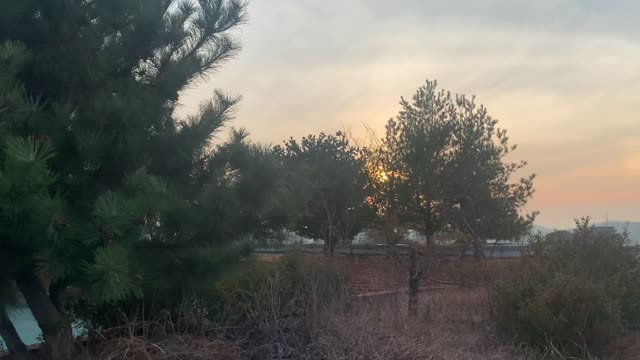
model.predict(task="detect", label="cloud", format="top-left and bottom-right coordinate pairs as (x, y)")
top-left (178, 0), bottom-right (640, 228)
top-left (360, 0), bottom-right (640, 41)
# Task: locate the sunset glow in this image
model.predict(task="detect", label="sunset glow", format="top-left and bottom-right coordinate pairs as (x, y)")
top-left (180, 0), bottom-right (640, 229)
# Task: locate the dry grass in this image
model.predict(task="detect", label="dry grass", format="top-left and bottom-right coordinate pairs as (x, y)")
top-left (5, 288), bottom-right (614, 360)
top-left (315, 287), bottom-right (616, 360)
top-left (79, 333), bottom-right (238, 360)
top-left (73, 287), bottom-right (621, 360)
top-left (73, 253), bottom-right (631, 360)
top-left (436, 258), bottom-right (517, 286)
top-left (315, 287), bottom-right (521, 360)
top-left (72, 314), bottom-right (240, 360)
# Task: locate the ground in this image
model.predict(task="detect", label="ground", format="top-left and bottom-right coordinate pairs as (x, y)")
top-left (3, 286), bottom-right (637, 359)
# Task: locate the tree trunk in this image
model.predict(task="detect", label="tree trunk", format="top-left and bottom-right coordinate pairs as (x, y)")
top-left (0, 305), bottom-right (31, 358)
top-left (324, 224), bottom-right (335, 257)
top-left (423, 216), bottom-right (433, 247)
top-left (328, 229), bottom-right (334, 257)
top-left (48, 281), bottom-right (65, 313)
top-left (425, 232), bottom-right (433, 247)
top-left (323, 234), bottom-right (331, 257)
top-left (15, 275), bottom-right (75, 360)
top-left (407, 247), bottom-right (419, 316)
top-left (471, 239), bottom-right (486, 260)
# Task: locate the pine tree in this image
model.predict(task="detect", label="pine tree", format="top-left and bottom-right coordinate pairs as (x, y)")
top-left (275, 132), bottom-right (370, 255)
top-left (376, 81), bottom-right (456, 245)
top-left (442, 92), bottom-right (537, 257)
top-left (0, 1), bottom-right (264, 359)
top-left (0, 41), bottom-right (59, 360)
top-left (0, 135), bottom-right (59, 360)
top-left (375, 80), bottom-right (536, 253)
top-left (372, 80), bottom-right (536, 313)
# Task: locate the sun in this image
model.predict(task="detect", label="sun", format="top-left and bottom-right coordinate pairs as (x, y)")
top-left (377, 169), bottom-right (390, 183)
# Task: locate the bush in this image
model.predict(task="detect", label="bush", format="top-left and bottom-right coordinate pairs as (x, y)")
top-left (213, 252), bottom-right (348, 358)
top-left (493, 267), bottom-right (621, 356)
top-left (492, 218), bottom-right (640, 357)
top-left (68, 289), bottom-right (219, 340)
top-left (216, 252), bottom-right (346, 322)
top-left (618, 268), bottom-right (640, 329)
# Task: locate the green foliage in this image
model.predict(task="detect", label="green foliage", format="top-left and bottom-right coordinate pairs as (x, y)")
top-left (215, 253), bottom-right (347, 326)
top-left (275, 131), bottom-right (371, 254)
top-left (442, 91), bottom-right (537, 246)
top-left (543, 219), bottom-right (640, 330)
top-left (543, 219), bottom-right (637, 283)
top-left (493, 268), bottom-right (621, 356)
top-left (86, 245), bottom-right (141, 303)
top-left (0, 137), bottom-right (60, 273)
top-left (0, 43), bottom-right (58, 287)
top-left (618, 268), bottom-right (640, 328)
top-left (492, 218), bottom-right (640, 356)
top-left (0, 1), bottom-right (278, 357)
top-left (210, 254), bottom-right (347, 358)
top-left (370, 80), bottom-right (536, 250)
top-left (371, 81), bottom-right (456, 243)
top-left (203, 130), bottom-right (291, 243)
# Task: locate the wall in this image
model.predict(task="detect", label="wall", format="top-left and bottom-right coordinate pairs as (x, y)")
top-left (331, 253), bottom-right (431, 296)
top-left (255, 244), bottom-right (523, 296)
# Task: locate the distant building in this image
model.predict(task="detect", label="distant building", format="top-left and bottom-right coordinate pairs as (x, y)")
top-left (546, 226), bottom-right (618, 241)
top-left (547, 230), bottom-right (573, 241)
top-left (592, 226), bottom-right (617, 236)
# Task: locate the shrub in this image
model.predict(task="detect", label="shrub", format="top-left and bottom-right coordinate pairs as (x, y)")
top-left (213, 252), bottom-right (348, 358)
top-left (618, 268), bottom-right (640, 328)
top-left (493, 268), bottom-right (621, 356)
top-left (68, 289), bottom-right (220, 340)
top-left (492, 218), bottom-right (640, 357)
top-left (216, 253), bottom-right (346, 321)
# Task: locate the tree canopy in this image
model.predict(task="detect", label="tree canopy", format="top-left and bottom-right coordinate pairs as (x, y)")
top-left (0, 2), bottom-right (540, 357)
top-left (0, 1), bottom-right (278, 359)
top-left (372, 80), bottom-right (536, 254)
top-left (275, 131), bottom-right (371, 255)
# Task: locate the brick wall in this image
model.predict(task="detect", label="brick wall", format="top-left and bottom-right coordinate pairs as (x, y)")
top-left (333, 253), bottom-right (432, 295)
top-left (257, 251), bottom-right (425, 295)
top-left (255, 244), bottom-right (522, 295)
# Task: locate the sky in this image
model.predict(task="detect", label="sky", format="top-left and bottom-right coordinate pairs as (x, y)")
top-left (179, 0), bottom-right (640, 229)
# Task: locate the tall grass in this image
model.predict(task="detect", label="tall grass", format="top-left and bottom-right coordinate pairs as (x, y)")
top-left (77, 252), bottom-right (634, 359)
